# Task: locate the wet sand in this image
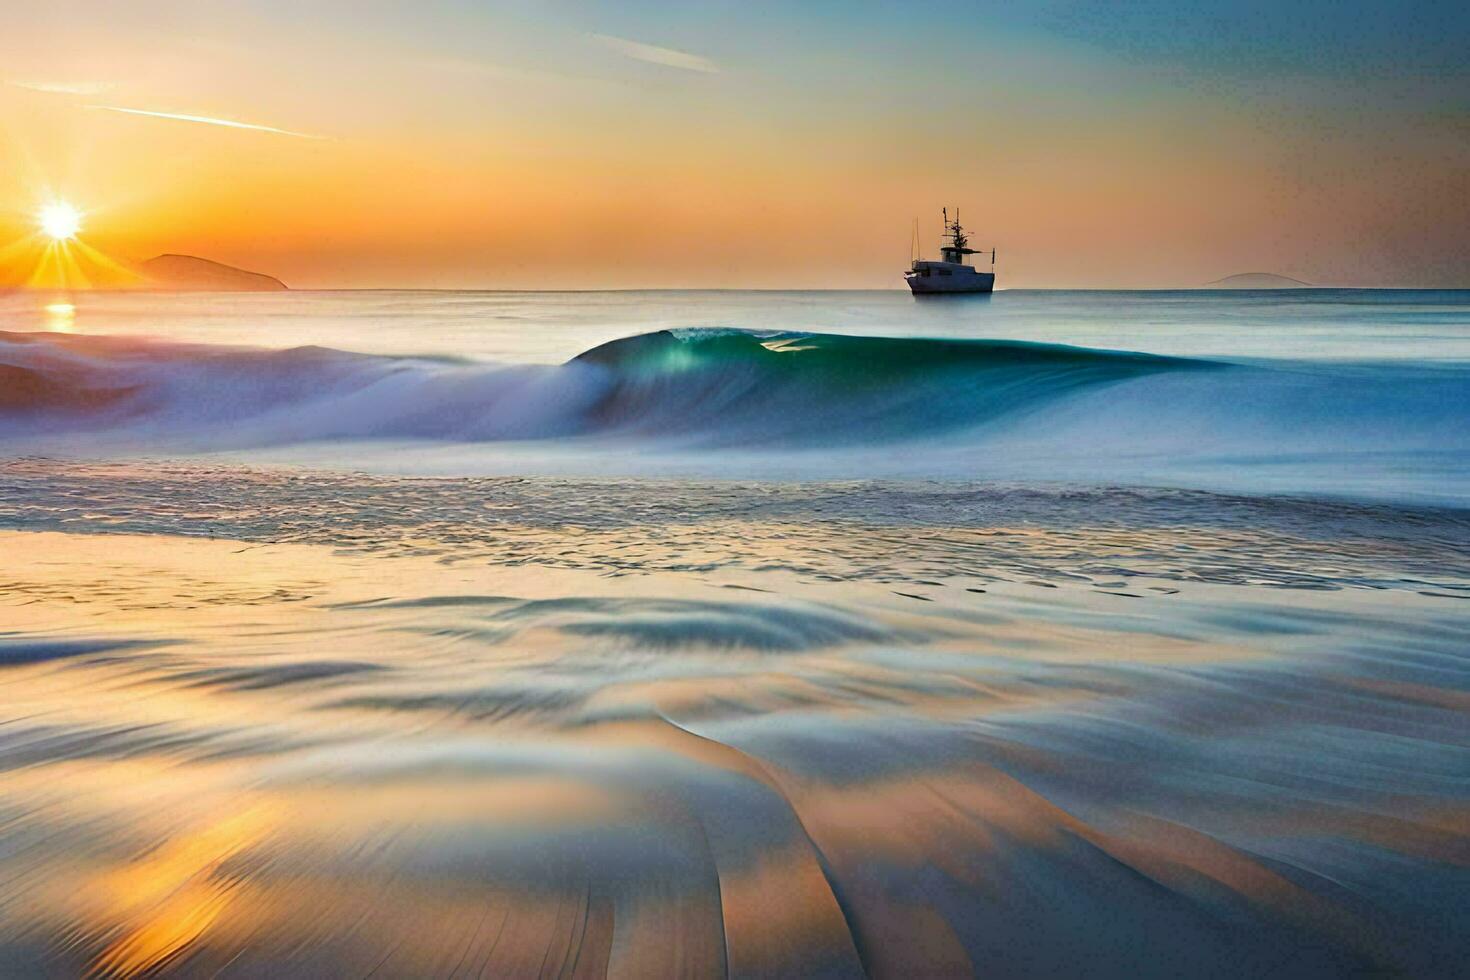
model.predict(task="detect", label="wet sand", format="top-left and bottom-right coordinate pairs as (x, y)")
top-left (1, 462), bottom-right (1467, 976)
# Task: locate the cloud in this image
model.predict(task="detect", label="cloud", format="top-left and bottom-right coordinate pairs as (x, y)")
top-left (9, 80), bottom-right (116, 96)
top-left (84, 105), bottom-right (325, 139)
top-left (588, 33), bottom-right (719, 74)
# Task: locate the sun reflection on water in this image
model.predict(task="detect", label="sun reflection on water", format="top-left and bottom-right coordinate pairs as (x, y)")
top-left (44, 300), bottom-right (76, 332)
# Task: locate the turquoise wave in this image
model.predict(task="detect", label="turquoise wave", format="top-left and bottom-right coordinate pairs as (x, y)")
top-left (571, 329), bottom-right (1220, 442)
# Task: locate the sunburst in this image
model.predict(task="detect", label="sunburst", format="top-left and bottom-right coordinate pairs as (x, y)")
top-left (38, 201), bottom-right (82, 240)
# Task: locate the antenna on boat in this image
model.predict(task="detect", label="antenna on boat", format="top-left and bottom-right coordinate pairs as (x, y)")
top-left (911, 218), bottom-right (921, 262)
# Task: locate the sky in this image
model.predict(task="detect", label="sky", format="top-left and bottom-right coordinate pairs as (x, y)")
top-left (2, 0), bottom-right (1468, 288)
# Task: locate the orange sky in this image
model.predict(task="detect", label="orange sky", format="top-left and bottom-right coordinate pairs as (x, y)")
top-left (3, 1), bottom-right (1468, 289)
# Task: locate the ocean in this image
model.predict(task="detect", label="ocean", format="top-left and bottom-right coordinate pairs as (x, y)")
top-left (1, 288), bottom-right (1467, 976)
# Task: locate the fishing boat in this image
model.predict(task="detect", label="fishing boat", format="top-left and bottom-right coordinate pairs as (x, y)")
top-left (905, 208), bottom-right (995, 294)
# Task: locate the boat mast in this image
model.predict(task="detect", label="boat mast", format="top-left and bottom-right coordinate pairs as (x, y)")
top-left (950, 208), bottom-right (968, 250)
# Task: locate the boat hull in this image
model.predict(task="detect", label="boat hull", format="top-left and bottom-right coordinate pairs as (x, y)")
top-left (906, 271), bottom-right (995, 294)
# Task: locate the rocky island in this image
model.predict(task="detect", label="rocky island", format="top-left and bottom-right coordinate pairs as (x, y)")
top-left (1204, 272), bottom-right (1314, 288)
top-left (139, 254), bottom-right (288, 291)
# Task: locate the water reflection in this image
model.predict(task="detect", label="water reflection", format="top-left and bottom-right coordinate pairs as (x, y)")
top-left (0, 449), bottom-right (1464, 975)
top-left (0, 481), bottom-right (1467, 976)
top-left (43, 300), bottom-right (75, 333)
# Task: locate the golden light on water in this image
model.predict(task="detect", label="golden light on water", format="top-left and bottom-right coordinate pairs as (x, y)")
top-left (44, 301), bottom-right (76, 332)
top-left (38, 201), bottom-right (82, 241)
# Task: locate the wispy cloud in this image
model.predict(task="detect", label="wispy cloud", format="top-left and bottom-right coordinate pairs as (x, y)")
top-left (588, 33), bottom-right (719, 74)
top-left (9, 80), bottom-right (116, 96)
top-left (84, 104), bottom-right (325, 139)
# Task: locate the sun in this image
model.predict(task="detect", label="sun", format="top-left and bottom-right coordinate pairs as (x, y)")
top-left (38, 202), bottom-right (82, 241)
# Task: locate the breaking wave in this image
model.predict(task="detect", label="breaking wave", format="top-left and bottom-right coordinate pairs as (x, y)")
top-left (2, 327), bottom-right (1467, 501)
top-left (0, 328), bottom-right (1207, 441)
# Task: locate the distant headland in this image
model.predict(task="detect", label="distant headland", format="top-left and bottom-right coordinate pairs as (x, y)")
top-left (138, 254), bottom-right (288, 291)
top-left (1204, 272), bottom-right (1314, 289)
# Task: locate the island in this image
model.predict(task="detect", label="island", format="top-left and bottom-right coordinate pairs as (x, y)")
top-left (138, 254), bottom-right (288, 291)
top-left (1203, 272), bottom-right (1314, 289)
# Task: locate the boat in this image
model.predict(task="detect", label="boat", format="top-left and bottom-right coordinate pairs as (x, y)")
top-left (905, 208), bottom-right (995, 294)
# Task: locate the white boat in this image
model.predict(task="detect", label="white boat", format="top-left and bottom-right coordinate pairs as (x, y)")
top-left (905, 208), bottom-right (995, 294)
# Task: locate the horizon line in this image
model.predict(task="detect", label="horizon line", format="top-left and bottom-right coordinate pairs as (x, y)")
top-left (10, 284), bottom-right (1468, 295)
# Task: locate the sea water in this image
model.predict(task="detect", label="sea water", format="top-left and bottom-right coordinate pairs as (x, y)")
top-left (1, 289), bottom-right (1467, 976)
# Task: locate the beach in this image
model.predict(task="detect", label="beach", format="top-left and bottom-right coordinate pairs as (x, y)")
top-left (1, 289), bottom-right (1468, 975)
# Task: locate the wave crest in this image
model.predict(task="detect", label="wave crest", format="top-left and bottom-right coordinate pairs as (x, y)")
top-left (2, 327), bottom-right (1467, 505)
top-left (0, 327), bottom-right (1215, 446)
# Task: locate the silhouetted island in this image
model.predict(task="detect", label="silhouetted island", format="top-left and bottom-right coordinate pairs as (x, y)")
top-left (1204, 272), bottom-right (1313, 289)
top-left (140, 254), bottom-right (288, 291)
